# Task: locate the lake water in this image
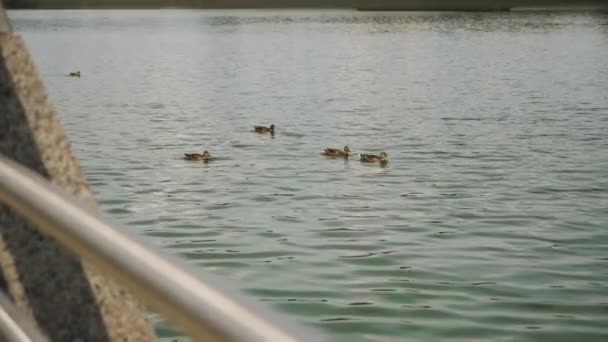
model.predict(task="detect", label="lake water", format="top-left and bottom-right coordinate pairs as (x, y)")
top-left (8, 9), bottom-right (608, 341)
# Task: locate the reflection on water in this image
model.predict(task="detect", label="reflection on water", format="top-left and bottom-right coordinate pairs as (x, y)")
top-left (9, 9), bottom-right (608, 342)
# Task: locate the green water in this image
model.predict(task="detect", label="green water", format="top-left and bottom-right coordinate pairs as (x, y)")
top-left (9, 9), bottom-right (608, 341)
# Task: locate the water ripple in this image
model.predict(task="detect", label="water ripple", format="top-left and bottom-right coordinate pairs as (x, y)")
top-left (11, 8), bottom-right (608, 342)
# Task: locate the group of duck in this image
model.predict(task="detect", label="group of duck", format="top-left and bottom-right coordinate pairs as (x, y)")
top-left (184, 124), bottom-right (389, 165)
top-left (65, 72), bottom-right (388, 165)
top-left (66, 72), bottom-right (387, 165)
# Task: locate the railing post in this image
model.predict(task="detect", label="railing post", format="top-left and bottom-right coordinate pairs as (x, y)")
top-left (0, 4), bottom-right (156, 341)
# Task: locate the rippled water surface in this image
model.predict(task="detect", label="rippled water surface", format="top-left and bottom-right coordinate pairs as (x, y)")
top-left (9, 9), bottom-right (608, 341)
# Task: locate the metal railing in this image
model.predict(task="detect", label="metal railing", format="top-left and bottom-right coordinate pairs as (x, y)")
top-left (0, 291), bottom-right (50, 342)
top-left (0, 157), bottom-right (321, 341)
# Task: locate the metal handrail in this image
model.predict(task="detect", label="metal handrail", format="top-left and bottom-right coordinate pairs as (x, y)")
top-left (0, 157), bottom-right (321, 341)
top-left (0, 291), bottom-right (50, 342)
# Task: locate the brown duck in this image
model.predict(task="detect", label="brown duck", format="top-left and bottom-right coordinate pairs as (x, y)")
top-left (254, 124), bottom-right (275, 135)
top-left (322, 146), bottom-right (350, 158)
top-left (184, 150), bottom-right (213, 162)
top-left (359, 152), bottom-right (388, 165)
top-left (68, 71), bottom-right (80, 77)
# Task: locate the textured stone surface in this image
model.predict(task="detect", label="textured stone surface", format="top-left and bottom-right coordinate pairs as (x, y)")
top-left (0, 33), bottom-right (156, 341)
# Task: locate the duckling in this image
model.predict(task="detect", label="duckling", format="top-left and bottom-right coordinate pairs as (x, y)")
top-left (68, 71), bottom-right (80, 77)
top-left (359, 152), bottom-right (388, 165)
top-left (322, 145), bottom-right (350, 158)
top-left (254, 124), bottom-right (275, 135)
top-left (184, 150), bottom-right (213, 162)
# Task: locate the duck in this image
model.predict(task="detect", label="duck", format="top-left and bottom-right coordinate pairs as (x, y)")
top-left (322, 145), bottom-right (350, 158)
top-left (254, 124), bottom-right (275, 135)
top-left (359, 152), bottom-right (388, 165)
top-left (68, 71), bottom-right (80, 77)
top-left (184, 150), bottom-right (214, 162)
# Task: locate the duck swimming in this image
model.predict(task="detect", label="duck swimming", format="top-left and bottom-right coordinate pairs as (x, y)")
top-left (184, 150), bottom-right (213, 162)
top-left (68, 71), bottom-right (80, 77)
top-left (254, 124), bottom-right (275, 135)
top-left (322, 145), bottom-right (350, 158)
top-left (359, 152), bottom-right (388, 165)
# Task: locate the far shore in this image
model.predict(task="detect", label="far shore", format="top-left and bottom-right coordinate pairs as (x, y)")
top-left (5, 1), bottom-right (608, 11)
